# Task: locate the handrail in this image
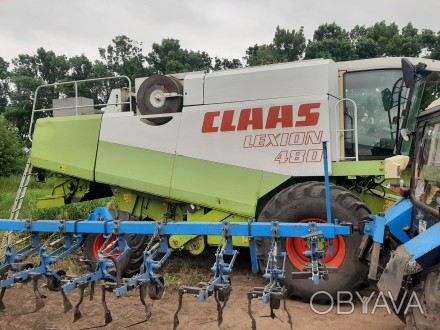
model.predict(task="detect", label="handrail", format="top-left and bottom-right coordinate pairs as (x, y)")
top-left (334, 98), bottom-right (358, 161)
top-left (28, 76), bottom-right (132, 142)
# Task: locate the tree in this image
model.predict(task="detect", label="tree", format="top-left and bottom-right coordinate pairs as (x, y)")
top-left (420, 29), bottom-right (440, 60)
top-left (0, 115), bottom-right (26, 176)
top-left (244, 26), bottom-right (306, 66)
top-left (244, 44), bottom-right (278, 66)
top-left (99, 35), bottom-right (152, 83)
top-left (146, 38), bottom-right (212, 74)
top-left (5, 49), bottom-right (69, 138)
top-left (213, 57), bottom-right (243, 70)
top-left (0, 57), bottom-right (9, 114)
top-left (272, 26), bottom-right (306, 62)
top-left (351, 21), bottom-right (423, 58)
top-left (305, 23), bottom-right (356, 61)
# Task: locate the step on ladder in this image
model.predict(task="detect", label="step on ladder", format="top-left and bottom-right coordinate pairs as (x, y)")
top-left (0, 154), bottom-right (33, 256)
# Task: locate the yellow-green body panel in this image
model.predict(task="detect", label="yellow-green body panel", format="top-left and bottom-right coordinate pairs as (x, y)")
top-left (32, 114), bottom-right (102, 181)
top-left (95, 141), bottom-right (174, 198)
top-left (170, 156), bottom-right (264, 217)
top-left (332, 160), bottom-right (385, 176)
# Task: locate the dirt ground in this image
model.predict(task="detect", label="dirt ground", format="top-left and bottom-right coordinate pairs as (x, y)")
top-left (0, 274), bottom-right (403, 330)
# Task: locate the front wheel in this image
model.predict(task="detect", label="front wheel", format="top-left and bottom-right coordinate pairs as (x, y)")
top-left (255, 182), bottom-right (370, 302)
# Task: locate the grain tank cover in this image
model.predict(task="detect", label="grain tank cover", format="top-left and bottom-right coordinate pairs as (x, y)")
top-left (203, 59), bottom-right (337, 104)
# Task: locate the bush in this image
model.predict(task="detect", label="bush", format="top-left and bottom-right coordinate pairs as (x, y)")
top-left (0, 116), bottom-right (26, 176)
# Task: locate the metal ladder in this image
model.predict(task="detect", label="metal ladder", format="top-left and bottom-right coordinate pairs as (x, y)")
top-left (0, 154), bottom-right (32, 255)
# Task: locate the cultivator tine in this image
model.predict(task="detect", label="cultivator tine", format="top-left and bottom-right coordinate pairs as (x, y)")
top-left (73, 282), bottom-right (87, 322)
top-left (173, 288), bottom-right (184, 329)
top-left (32, 275), bottom-right (46, 312)
top-left (283, 295), bottom-right (293, 329)
top-left (0, 272), bottom-right (6, 311)
top-left (101, 285), bottom-right (113, 325)
top-left (0, 287), bottom-right (6, 311)
top-left (139, 281), bottom-right (152, 321)
top-left (214, 290), bottom-right (226, 327)
top-left (89, 281), bottom-right (95, 301)
top-left (102, 255), bottom-right (123, 287)
top-left (247, 292), bottom-right (256, 330)
top-left (60, 290), bottom-right (72, 313)
top-left (0, 264), bottom-right (10, 278)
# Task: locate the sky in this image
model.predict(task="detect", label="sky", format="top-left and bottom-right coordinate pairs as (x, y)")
top-left (1, 0), bottom-right (440, 65)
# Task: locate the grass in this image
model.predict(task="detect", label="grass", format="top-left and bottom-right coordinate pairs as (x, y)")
top-left (0, 175), bottom-right (111, 221)
top-left (0, 175), bottom-right (110, 270)
top-left (161, 254), bottom-right (213, 289)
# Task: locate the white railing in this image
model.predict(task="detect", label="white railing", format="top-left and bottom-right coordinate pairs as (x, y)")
top-left (28, 76), bottom-right (132, 142)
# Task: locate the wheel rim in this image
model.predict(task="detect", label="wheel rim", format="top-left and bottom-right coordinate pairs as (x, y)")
top-left (286, 218), bottom-right (346, 270)
top-left (92, 235), bottom-right (120, 259)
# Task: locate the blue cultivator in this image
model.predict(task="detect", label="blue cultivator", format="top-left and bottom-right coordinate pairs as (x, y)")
top-left (0, 209), bottom-right (350, 328)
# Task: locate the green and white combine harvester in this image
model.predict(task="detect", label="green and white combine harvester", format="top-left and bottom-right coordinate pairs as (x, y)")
top-left (1, 56), bottom-right (440, 327)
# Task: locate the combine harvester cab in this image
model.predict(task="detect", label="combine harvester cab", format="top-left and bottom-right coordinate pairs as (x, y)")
top-left (6, 57), bottom-right (440, 303)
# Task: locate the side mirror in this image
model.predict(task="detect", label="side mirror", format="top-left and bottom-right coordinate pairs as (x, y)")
top-left (381, 88), bottom-right (393, 112)
top-left (402, 58), bottom-right (416, 89)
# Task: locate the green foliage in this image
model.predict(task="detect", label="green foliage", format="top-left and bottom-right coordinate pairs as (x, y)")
top-left (213, 57), bottom-right (243, 70)
top-left (0, 176), bottom-right (111, 224)
top-left (147, 38), bottom-right (212, 74)
top-left (31, 198), bottom-right (111, 220)
top-left (0, 57), bottom-right (9, 114)
top-left (245, 44), bottom-right (278, 66)
top-left (244, 26), bottom-right (306, 66)
top-left (0, 116), bottom-right (25, 176)
top-left (99, 35), bottom-right (152, 83)
top-left (305, 23), bottom-right (356, 61)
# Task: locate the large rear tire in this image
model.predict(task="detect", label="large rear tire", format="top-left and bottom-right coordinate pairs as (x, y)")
top-left (405, 269), bottom-right (440, 329)
top-left (256, 181), bottom-right (370, 302)
top-left (83, 209), bottom-right (147, 277)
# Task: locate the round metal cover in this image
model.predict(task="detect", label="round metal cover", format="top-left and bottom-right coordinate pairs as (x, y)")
top-left (137, 75), bottom-right (183, 115)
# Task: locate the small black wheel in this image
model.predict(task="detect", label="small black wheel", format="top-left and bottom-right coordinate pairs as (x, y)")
top-left (148, 276), bottom-right (165, 300)
top-left (255, 182), bottom-right (370, 302)
top-left (17, 263), bottom-right (34, 284)
top-left (269, 295), bottom-right (281, 310)
top-left (46, 270), bottom-right (66, 292)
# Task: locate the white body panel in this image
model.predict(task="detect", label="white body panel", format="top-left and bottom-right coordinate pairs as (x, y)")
top-left (100, 113), bottom-right (182, 154)
top-left (101, 59), bottom-right (339, 177)
top-left (177, 96), bottom-right (332, 176)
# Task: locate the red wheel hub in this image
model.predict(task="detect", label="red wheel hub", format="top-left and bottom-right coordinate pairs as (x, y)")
top-left (92, 235), bottom-right (120, 258)
top-left (286, 218), bottom-right (346, 270)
